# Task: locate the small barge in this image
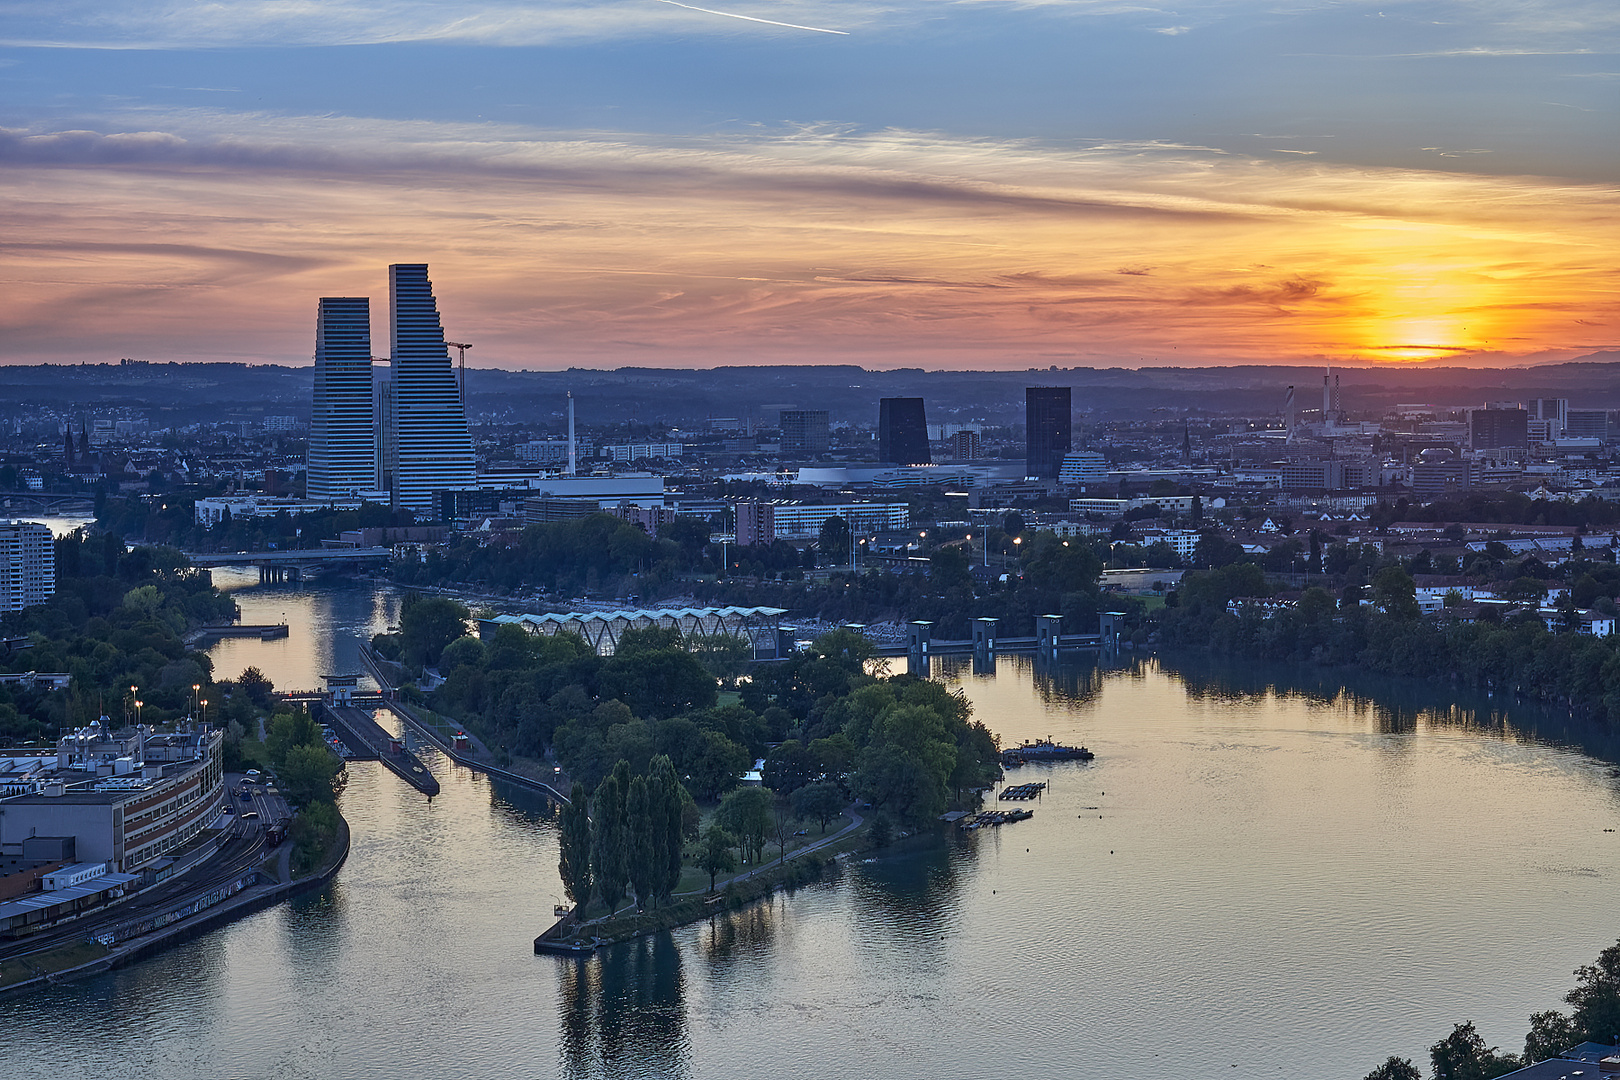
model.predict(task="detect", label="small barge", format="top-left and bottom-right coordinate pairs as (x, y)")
top-left (1002, 739), bottom-right (1095, 766)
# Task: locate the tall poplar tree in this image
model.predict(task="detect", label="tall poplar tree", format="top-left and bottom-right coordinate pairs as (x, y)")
top-left (648, 755), bottom-right (686, 903)
top-left (591, 773), bottom-right (627, 912)
top-left (625, 775), bottom-right (655, 911)
top-left (557, 782), bottom-right (592, 913)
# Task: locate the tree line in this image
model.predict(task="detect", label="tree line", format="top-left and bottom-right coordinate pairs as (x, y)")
top-left (1363, 938), bottom-right (1620, 1078)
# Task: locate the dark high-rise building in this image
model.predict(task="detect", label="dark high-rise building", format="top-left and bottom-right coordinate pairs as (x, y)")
top-left (779, 409), bottom-right (830, 456)
top-left (1025, 387), bottom-right (1072, 478)
top-left (878, 398), bottom-right (930, 465)
top-left (1469, 406), bottom-right (1528, 451)
top-left (389, 264), bottom-right (475, 512)
top-left (307, 297), bottom-right (376, 501)
top-left (951, 429), bottom-right (981, 460)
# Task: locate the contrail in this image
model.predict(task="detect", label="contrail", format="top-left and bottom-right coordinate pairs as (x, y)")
top-left (655, 0), bottom-right (849, 34)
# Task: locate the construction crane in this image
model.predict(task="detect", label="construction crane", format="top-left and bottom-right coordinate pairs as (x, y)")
top-left (446, 341), bottom-right (472, 410)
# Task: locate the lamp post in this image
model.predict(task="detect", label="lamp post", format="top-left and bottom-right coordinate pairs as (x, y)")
top-left (199, 698), bottom-right (208, 726)
top-left (192, 683), bottom-right (201, 719)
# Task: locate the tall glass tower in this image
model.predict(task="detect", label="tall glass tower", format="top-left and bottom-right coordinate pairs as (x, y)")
top-left (307, 297), bottom-right (376, 501)
top-left (878, 397), bottom-right (930, 465)
top-left (1025, 386), bottom-right (1072, 478)
top-left (389, 264), bottom-right (474, 512)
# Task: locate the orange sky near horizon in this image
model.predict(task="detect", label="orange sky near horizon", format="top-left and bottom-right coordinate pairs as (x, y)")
top-left (1, 121), bottom-right (1615, 369)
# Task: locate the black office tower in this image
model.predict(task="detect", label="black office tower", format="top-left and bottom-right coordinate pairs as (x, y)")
top-left (878, 398), bottom-right (930, 465)
top-left (1026, 387), bottom-right (1071, 478)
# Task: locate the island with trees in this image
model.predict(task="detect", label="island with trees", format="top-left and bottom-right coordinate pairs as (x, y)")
top-left (376, 599), bottom-right (1003, 949)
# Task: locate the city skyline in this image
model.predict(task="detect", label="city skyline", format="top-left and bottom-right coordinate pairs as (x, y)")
top-left (1, 1), bottom-right (1616, 369)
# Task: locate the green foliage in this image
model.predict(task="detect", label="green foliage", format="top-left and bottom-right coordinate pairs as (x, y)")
top-left (1523, 1011), bottom-right (1579, 1064)
top-left (819, 516), bottom-right (851, 562)
top-left (278, 743), bottom-right (347, 807)
top-left (792, 781), bottom-right (845, 832)
top-left (557, 781), bottom-right (593, 909)
top-left (697, 825), bottom-right (738, 892)
top-left (1566, 940), bottom-right (1620, 1044)
top-left (288, 800), bottom-right (342, 878)
top-left (591, 770), bottom-right (629, 911)
top-left (1428, 1021), bottom-right (1520, 1080)
top-left (625, 775), bottom-right (656, 910)
top-left (0, 535), bottom-right (235, 738)
top-left (716, 785), bottom-right (774, 865)
top-left (1361, 1057), bottom-right (1421, 1080)
top-left (399, 594), bottom-right (471, 668)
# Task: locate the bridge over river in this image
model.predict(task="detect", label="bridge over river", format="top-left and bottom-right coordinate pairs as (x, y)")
top-left (185, 547), bottom-right (392, 582)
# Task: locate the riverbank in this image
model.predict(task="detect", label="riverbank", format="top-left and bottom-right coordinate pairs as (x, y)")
top-left (0, 813), bottom-right (350, 998)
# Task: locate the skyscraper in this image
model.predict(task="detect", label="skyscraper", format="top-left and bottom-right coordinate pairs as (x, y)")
top-left (307, 297), bottom-right (376, 501)
top-left (1025, 386), bottom-right (1071, 478)
top-left (389, 264), bottom-right (474, 512)
top-left (878, 398), bottom-right (930, 465)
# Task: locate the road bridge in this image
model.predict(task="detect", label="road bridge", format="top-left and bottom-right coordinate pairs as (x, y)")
top-left (184, 547), bottom-right (392, 583)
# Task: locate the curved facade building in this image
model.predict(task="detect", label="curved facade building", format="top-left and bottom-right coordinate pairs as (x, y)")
top-left (307, 297), bottom-right (376, 501)
top-left (389, 264), bottom-right (474, 512)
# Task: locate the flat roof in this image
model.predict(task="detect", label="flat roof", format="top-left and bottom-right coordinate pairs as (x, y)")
top-left (0, 872), bottom-right (140, 920)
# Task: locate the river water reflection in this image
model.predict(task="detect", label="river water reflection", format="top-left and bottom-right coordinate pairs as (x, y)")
top-left (2, 577), bottom-right (1617, 1079)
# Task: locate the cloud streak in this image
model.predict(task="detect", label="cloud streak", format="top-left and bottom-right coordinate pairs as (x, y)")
top-left (0, 111), bottom-right (1614, 368)
top-left (654, 0), bottom-right (849, 34)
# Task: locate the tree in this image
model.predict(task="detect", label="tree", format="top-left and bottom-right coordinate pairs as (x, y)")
top-left (792, 780), bottom-right (845, 833)
top-left (1362, 1057), bottom-right (1420, 1080)
top-left (557, 781), bottom-right (593, 912)
top-left (715, 786), bottom-right (774, 865)
top-left (237, 666), bottom-right (274, 708)
top-left (590, 772), bottom-right (628, 912)
top-left (265, 710), bottom-right (320, 765)
top-left (1567, 939), bottom-right (1620, 1044)
top-left (770, 803), bottom-right (797, 864)
top-left (399, 594), bottom-right (470, 668)
top-left (278, 744), bottom-right (346, 806)
top-left (686, 729), bottom-right (749, 801)
top-left (647, 755), bottom-right (688, 903)
top-left (697, 825), bottom-right (738, 892)
top-left (1372, 565), bottom-right (1421, 621)
top-left (1523, 1010), bottom-right (1579, 1064)
top-left (625, 775), bottom-right (655, 910)
top-left (1429, 1021), bottom-right (1520, 1080)
top-left (819, 516), bottom-right (851, 563)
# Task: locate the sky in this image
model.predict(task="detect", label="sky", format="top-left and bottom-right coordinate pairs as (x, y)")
top-left (0, 0), bottom-right (1615, 370)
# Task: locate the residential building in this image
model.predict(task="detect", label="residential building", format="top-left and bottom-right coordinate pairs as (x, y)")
top-left (735, 501), bottom-right (776, 546)
top-left (307, 297), bottom-right (376, 501)
top-left (950, 430), bottom-right (981, 460)
top-left (878, 398), bottom-right (930, 465)
top-left (770, 502), bottom-right (911, 538)
top-left (388, 264), bottom-right (475, 512)
top-left (0, 521), bottom-right (54, 612)
top-left (1026, 387), bottom-right (1072, 478)
top-left (779, 410), bottom-right (831, 456)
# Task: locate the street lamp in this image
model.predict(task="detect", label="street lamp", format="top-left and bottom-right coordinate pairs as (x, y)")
top-left (133, 699), bottom-right (143, 727)
top-left (199, 698), bottom-right (208, 726)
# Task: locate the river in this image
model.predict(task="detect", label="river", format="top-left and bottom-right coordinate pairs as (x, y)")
top-left (3, 574), bottom-right (1617, 1079)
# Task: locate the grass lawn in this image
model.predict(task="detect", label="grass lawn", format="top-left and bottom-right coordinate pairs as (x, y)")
top-left (0, 941), bottom-right (108, 988)
top-left (1138, 593), bottom-right (1167, 613)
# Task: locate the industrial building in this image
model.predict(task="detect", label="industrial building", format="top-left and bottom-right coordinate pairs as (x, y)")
top-left (0, 724), bottom-right (224, 875)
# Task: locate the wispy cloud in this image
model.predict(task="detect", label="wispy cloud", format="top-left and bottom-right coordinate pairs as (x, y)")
top-left (1, 0), bottom-right (1615, 49)
top-left (1, 109), bottom-right (1614, 367)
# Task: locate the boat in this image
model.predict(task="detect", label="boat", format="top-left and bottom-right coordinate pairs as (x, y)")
top-left (1001, 739), bottom-right (1094, 764)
